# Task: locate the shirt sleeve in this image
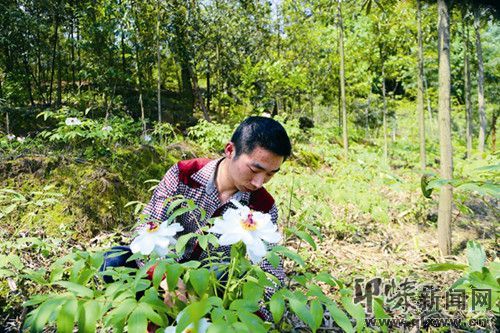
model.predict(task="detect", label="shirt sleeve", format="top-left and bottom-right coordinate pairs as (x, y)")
top-left (257, 203), bottom-right (286, 322)
top-left (141, 163), bottom-right (180, 222)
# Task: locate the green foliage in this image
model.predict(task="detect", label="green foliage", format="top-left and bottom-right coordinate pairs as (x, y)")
top-left (37, 108), bottom-right (143, 154)
top-left (427, 241), bottom-right (499, 314)
top-left (187, 119), bottom-right (233, 152)
top-left (18, 196), bottom-right (366, 333)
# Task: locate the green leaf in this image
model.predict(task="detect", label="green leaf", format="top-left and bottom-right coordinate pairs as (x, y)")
top-left (166, 263), bottom-right (183, 291)
top-left (341, 297), bottom-right (366, 331)
top-left (466, 241), bottom-right (486, 272)
top-left (198, 234), bottom-right (209, 250)
top-left (78, 300), bottom-right (100, 333)
top-left (266, 251), bottom-right (280, 269)
top-left (426, 263), bottom-right (468, 272)
top-left (31, 297), bottom-right (66, 332)
top-left (152, 261), bottom-right (167, 289)
top-left (272, 246), bottom-right (305, 267)
top-left (167, 205), bottom-right (197, 224)
top-left (56, 298), bottom-right (77, 333)
top-left (177, 298), bottom-right (212, 332)
top-left (325, 301), bottom-right (354, 333)
top-left (229, 299), bottom-right (260, 312)
top-left (420, 174), bottom-right (434, 198)
top-left (127, 306), bottom-right (148, 333)
top-left (176, 233), bottom-right (197, 254)
top-left (190, 268), bottom-right (210, 296)
top-left (295, 230), bottom-right (317, 250)
top-left (270, 292), bottom-right (285, 324)
top-left (243, 281), bottom-right (264, 303)
top-left (237, 311), bottom-right (267, 333)
top-left (104, 298), bottom-right (137, 327)
top-left (373, 298), bottom-right (389, 332)
top-left (310, 299), bottom-right (323, 331)
top-left (55, 281), bottom-right (94, 298)
top-left (137, 302), bottom-right (164, 326)
top-left (468, 268), bottom-right (500, 291)
top-left (288, 296), bottom-right (315, 330)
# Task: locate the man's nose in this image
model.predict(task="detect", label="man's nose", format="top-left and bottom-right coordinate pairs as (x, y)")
top-left (251, 174), bottom-right (265, 188)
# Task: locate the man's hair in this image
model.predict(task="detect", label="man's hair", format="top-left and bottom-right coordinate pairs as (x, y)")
top-left (231, 116), bottom-right (292, 159)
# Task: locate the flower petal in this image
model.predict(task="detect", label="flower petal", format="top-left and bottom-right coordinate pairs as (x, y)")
top-left (246, 238), bottom-right (267, 263)
top-left (130, 235), bottom-right (154, 255)
top-left (256, 229), bottom-right (281, 244)
top-left (218, 232), bottom-right (243, 246)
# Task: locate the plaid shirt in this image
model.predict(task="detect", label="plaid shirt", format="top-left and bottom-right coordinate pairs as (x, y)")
top-left (142, 157), bottom-right (285, 321)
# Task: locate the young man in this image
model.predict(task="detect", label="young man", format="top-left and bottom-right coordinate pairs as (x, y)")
top-left (104, 116), bottom-right (291, 321)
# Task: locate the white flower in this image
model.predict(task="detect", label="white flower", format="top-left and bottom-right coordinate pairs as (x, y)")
top-left (208, 200), bottom-right (281, 263)
top-left (102, 125), bottom-right (112, 132)
top-left (65, 117), bottom-right (82, 126)
top-left (16, 136), bottom-right (25, 143)
top-left (7, 134), bottom-right (16, 141)
top-left (130, 222), bottom-right (184, 256)
top-left (164, 317), bottom-right (211, 333)
top-left (142, 134), bottom-right (152, 143)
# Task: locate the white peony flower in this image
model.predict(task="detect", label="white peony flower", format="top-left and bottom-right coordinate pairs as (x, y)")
top-left (142, 134), bottom-right (152, 143)
top-left (208, 200), bottom-right (281, 263)
top-left (164, 317), bottom-right (211, 333)
top-left (65, 117), bottom-right (82, 126)
top-left (16, 136), bottom-right (25, 143)
top-left (102, 125), bottom-right (112, 132)
top-left (7, 134), bottom-right (16, 141)
top-left (130, 222), bottom-right (184, 256)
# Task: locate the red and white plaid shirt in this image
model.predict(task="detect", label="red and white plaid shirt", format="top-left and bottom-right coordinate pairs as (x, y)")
top-left (142, 157), bottom-right (285, 321)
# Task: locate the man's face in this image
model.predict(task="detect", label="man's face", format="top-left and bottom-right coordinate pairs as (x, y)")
top-left (225, 143), bottom-right (284, 192)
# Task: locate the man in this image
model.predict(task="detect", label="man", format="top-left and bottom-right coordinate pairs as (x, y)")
top-left (104, 116), bottom-right (291, 322)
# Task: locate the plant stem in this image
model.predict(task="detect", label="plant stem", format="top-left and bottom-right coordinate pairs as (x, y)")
top-left (222, 251), bottom-right (238, 307)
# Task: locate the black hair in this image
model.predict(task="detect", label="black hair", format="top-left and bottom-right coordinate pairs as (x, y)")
top-left (231, 116), bottom-right (292, 159)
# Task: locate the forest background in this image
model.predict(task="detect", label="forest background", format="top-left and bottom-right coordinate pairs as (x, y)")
top-left (0, 0), bottom-right (498, 332)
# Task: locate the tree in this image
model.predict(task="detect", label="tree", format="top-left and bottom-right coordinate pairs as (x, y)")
top-left (417, 0), bottom-right (426, 170)
top-left (473, 6), bottom-right (486, 153)
top-left (338, 0), bottom-right (348, 157)
top-left (462, 7), bottom-right (473, 159)
top-left (437, 0), bottom-right (453, 256)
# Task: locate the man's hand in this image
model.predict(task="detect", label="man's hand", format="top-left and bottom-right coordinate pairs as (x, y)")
top-left (160, 278), bottom-right (189, 307)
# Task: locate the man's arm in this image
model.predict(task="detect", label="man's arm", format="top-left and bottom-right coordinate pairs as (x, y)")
top-left (141, 163), bottom-right (180, 222)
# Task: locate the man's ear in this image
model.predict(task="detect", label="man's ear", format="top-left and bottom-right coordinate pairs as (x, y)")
top-left (224, 142), bottom-right (235, 159)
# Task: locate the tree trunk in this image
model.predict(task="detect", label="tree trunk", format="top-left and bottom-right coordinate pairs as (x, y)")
top-left (49, 12), bottom-right (59, 107)
top-left (135, 46), bottom-right (146, 133)
top-left (463, 9), bottom-right (473, 159)
top-left (424, 76), bottom-right (434, 135)
top-left (365, 95), bottom-right (371, 138)
top-left (417, 0), bottom-right (426, 170)
top-left (474, 7), bottom-right (486, 154)
top-left (157, 1), bottom-right (162, 123)
top-left (189, 65), bottom-right (210, 121)
top-left (77, 16), bottom-right (81, 94)
top-left (338, 0), bottom-right (348, 157)
top-left (206, 70), bottom-right (211, 115)
top-left (381, 64), bottom-right (388, 162)
top-left (70, 0), bottom-right (76, 91)
top-left (56, 47), bottom-right (62, 108)
top-left (491, 111), bottom-right (497, 153)
top-left (437, 0), bottom-right (453, 256)
top-left (23, 57), bottom-right (35, 107)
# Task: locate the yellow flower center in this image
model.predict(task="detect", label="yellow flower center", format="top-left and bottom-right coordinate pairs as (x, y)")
top-left (241, 212), bottom-right (258, 231)
top-left (184, 329), bottom-right (193, 333)
top-left (146, 222), bottom-right (159, 233)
